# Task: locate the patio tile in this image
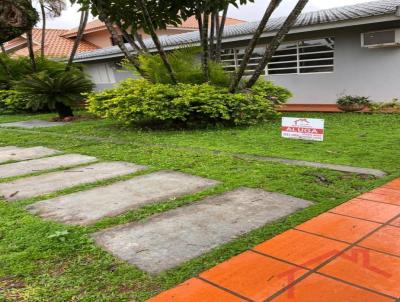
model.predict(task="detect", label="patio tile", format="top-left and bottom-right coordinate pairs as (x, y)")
top-left (329, 198), bottom-right (400, 223)
top-left (0, 154), bottom-right (97, 179)
top-left (146, 278), bottom-right (245, 302)
top-left (28, 171), bottom-right (219, 225)
top-left (359, 192), bottom-right (400, 206)
top-left (93, 188), bottom-right (311, 274)
top-left (371, 187), bottom-right (400, 198)
top-left (271, 274), bottom-right (395, 302)
top-left (200, 251), bottom-right (308, 302)
top-left (319, 247), bottom-right (400, 298)
top-left (389, 217), bottom-right (400, 227)
top-left (383, 179), bottom-right (400, 190)
top-left (358, 226), bottom-right (400, 257)
top-left (0, 146), bottom-right (59, 164)
top-left (253, 229), bottom-right (349, 269)
top-left (0, 162), bottom-right (144, 201)
top-left (295, 212), bottom-right (381, 243)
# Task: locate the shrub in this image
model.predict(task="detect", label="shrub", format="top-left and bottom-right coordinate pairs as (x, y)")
top-left (337, 95), bottom-right (371, 106)
top-left (337, 95), bottom-right (371, 112)
top-left (15, 68), bottom-right (93, 117)
top-left (0, 55), bottom-right (68, 89)
top-left (87, 78), bottom-right (291, 127)
top-left (124, 47), bottom-right (231, 87)
top-left (0, 90), bottom-right (31, 113)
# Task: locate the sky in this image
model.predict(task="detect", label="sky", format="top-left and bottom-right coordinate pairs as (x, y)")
top-left (39, 0), bottom-right (372, 30)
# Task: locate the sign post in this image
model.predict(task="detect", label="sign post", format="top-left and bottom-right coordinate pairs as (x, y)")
top-left (281, 117), bottom-right (325, 141)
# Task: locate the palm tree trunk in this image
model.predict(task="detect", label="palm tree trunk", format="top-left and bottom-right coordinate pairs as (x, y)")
top-left (246, 0), bottom-right (309, 89)
top-left (39, 0), bottom-right (46, 57)
top-left (66, 9), bottom-right (89, 69)
top-left (215, 7), bottom-right (228, 62)
top-left (137, 0), bottom-right (177, 84)
top-left (229, 0), bottom-right (282, 93)
top-left (26, 29), bottom-right (36, 71)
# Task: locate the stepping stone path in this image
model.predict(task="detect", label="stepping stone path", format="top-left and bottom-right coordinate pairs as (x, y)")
top-left (235, 154), bottom-right (387, 178)
top-left (27, 171), bottom-right (220, 225)
top-left (92, 188), bottom-right (312, 274)
top-left (0, 146), bottom-right (59, 164)
top-left (0, 120), bottom-right (66, 128)
top-left (0, 162), bottom-right (144, 201)
top-left (0, 154), bottom-right (97, 179)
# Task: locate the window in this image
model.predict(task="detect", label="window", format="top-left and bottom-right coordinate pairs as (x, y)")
top-left (220, 37), bottom-right (335, 76)
top-left (267, 38), bottom-right (335, 75)
top-left (220, 47), bottom-right (267, 76)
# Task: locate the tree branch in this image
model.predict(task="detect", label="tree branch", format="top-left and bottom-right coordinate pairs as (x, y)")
top-left (229, 0), bottom-right (282, 93)
top-left (246, 0), bottom-right (309, 89)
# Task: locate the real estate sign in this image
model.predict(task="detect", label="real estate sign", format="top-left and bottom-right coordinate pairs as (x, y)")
top-left (282, 117), bottom-right (325, 141)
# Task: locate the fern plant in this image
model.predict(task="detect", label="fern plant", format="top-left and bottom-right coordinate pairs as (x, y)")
top-left (15, 69), bottom-right (93, 118)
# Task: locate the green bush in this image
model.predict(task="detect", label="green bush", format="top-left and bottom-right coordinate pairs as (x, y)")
top-left (123, 47), bottom-right (231, 87)
top-left (337, 95), bottom-right (370, 106)
top-left (15, 68), bottom-right (93, 112)
top-left (0, 90), bottom-right (31, 114)
top-left (0, 55), bottom-right (68, 89)
top-left (87, 78), bottom-right (291, 127)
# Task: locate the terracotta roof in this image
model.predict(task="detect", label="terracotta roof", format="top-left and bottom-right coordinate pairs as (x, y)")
top-left (6, 28), bottom-right (99, 58)
top-left (63, 16), bottom-right (246, 37)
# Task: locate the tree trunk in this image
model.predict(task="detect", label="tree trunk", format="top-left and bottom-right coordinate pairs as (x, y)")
top-left (26, 29), bottom-right (36, 71)
top-left (200, 13), bottom-right (209, 81)
top-left (134, 32), bottom-right (148, 52)
top-left (66, 9), bottom-right (89, 69)
top-left (209, 11), bottom-right (216, 59)
top-left (39, 0), bottom-right (46, 57)
top-left (55, 102), bottom-right (74, 119)
top-left (215, 7), bottom-right (227, 62)
top-left (246, 0), bottom-right (309, 89)
top-left (229, 0), bottom-right (282, 93)
top-left (137, 0), bottom-right (177, 84)
top-left (119, 27), bottom-right (143, 54)
top-left (0, 0), bottom-right (39, 44)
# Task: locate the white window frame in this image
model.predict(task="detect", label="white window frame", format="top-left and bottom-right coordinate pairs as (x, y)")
top-left (266, 37), bottom-right (335, 76)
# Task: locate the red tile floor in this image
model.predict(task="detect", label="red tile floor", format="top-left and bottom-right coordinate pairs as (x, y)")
top-left (148, 179), bottom-right (400, 302)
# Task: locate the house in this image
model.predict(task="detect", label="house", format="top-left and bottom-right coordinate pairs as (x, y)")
top-left (3, 28), bottom-right (99, 58)
top-left (63, 16), bottom-right (246, 49)
top-left (73, 0), bottom-right (400, 112)
top-left (4, 16), bottom-right (245, 58)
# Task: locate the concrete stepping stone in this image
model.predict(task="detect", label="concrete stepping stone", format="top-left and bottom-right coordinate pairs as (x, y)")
top-left (92, 188), bottom-right (312, 274)
top-left (27, 171), bottom-right (220, 225)
top-left (235, 154), bottom-right (387, 178)
top-left (0, 162), bottom-right (145, 201)
top-left (0, 146), bottom-right (59, 164)
top-left (0, 120), bottom-right (66, 128)
top-left (0, 154), bottom-right (97, 179)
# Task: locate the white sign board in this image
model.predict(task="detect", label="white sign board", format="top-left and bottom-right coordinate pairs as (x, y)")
top-left (282, 117), bottom-right (325, 141)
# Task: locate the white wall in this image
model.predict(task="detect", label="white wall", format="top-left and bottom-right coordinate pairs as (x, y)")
top-left (267, 27), bottom-right (400, 104)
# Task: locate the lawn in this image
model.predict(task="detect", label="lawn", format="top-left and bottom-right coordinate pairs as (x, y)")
top-left (0, 112), bottom-right (399, 302)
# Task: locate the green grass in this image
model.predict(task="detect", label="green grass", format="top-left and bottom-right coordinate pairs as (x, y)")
top-left (0, 112), bottom-right (399, 301)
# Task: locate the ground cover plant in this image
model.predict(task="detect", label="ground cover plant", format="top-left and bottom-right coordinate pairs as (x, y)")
top-left (0, 112), bottom-right (399, 301)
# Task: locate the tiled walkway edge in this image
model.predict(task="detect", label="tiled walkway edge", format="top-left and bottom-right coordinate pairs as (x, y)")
top-left (148, 179), bottom-right (400, 302)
